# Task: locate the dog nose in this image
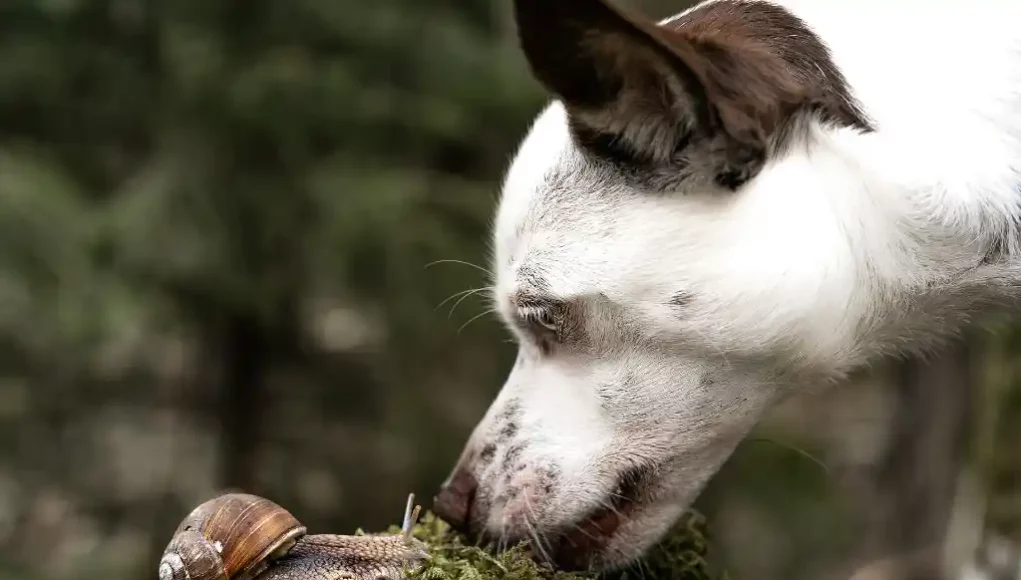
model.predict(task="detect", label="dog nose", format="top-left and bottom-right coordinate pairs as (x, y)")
top-left (433, 465), bottom-right (478, 532)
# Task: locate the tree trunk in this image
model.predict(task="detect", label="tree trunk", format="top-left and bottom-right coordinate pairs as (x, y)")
top-left (216, 312), bottom-right (270, 490)
top-left (857, 343), bottom-right (977, 580)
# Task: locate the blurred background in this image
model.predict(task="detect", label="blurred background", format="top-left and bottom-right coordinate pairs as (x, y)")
top-left (0, 1), bottom-right (1018, 579)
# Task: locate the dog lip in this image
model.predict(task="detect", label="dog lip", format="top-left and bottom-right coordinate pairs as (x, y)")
top-left (552, 501), bottom-right (635, 569)
top-left (551, 465), bottom-right (651, 570)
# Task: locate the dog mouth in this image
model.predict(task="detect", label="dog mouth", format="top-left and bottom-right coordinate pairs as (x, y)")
top-left (549, 465), bottom-right (654, 571)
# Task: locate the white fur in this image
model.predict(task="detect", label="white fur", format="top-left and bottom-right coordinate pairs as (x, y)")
top-left (452, 0), bottom-right (1021, 570)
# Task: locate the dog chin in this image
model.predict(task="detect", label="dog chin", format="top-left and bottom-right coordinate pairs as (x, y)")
top-left (540, 469), bottom-right (688, 572)
top-left (547, 494), bottom-right (680, 572)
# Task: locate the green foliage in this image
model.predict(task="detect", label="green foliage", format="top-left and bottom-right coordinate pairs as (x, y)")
top-left (373, 511), bottom-right (720, 580)
top-left (626, 512), bottom-right (722, 580)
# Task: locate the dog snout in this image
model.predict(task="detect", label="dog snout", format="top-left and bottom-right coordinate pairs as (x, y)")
top-left (433, 463), bottom-right (479, 532)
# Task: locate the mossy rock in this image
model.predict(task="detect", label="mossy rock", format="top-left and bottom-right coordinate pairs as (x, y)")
top-left (371, 511), bottom-right (722, 580)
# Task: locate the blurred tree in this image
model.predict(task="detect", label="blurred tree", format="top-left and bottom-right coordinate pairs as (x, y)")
top-left (855, 345), bottom-right (977, 580)
top-left (0, 1), bottom-right (543, 578)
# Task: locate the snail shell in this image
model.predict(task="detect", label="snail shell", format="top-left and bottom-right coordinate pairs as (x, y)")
top-left (159, 493), bottom-right (307, 580)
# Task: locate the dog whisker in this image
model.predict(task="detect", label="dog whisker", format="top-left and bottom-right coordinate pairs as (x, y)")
top-left (448, 287), bottom-right (493, 318)
top-left (423, 258), bottom-right (494, 277)
top-left (435, 286), bottom-right (491, 311)
top-left (636, 549), bottom-right (654, 580)
top-left (499, 512), bottom-right (509, 554)
top-left (569, 522), bottom-right (602, 544)
top-left (522, 495), bottom-right (553, 565)
top-left (457, 308), bottom-right (497, 334)
top-left (525, 525), bottom-right (551, 565)
top-left (600, 497), bottom-right (627, 522)
top-left (748, 437), bottom-right (831, 476)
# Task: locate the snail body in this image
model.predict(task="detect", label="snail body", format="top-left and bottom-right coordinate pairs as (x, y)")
top-left (160, 493), bottom-right (427, 580)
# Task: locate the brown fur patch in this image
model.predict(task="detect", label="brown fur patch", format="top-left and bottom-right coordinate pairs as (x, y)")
top-left (665, 0), bottom-right (871, 134)
top-left (512, 0), bottom-right (872, 190)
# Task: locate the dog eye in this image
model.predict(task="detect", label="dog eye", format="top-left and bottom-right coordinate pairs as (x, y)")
top-left (518, 306), bottom-right (561, 351)
top-left (522, 307), bottom-right (558, 331)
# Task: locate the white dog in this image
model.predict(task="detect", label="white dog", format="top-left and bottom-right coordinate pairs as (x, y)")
top-left (433, 0), bottom-right (1021, 571)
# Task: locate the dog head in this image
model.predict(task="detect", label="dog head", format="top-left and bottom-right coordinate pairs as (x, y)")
top-left (435, 0), bottom-right (873, 571)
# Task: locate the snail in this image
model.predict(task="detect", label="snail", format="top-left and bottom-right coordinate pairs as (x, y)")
top-left (159, 492), bottom-right (429, 580)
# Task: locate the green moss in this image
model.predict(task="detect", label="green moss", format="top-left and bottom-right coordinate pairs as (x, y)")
top-left (376, 511), bottom-right (721, 580)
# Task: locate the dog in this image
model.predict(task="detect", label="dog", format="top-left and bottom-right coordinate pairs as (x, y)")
top-left (433, 0), bottom-right (1021, 571)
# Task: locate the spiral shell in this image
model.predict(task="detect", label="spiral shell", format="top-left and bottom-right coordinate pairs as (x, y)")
top-left (159, 493), bottom-right (306, 580)
top-left (159, 529), bottom-right (228, 580)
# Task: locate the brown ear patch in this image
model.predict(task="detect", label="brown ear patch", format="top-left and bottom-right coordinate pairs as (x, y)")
top-left (665, 0), bottom-right (872, 135)
top-left (512, 0), bottom-right (701, 110)
top-left (514, 0), bottom-right (711, 168)
top-left (512, 0), bottom-right (872, 190)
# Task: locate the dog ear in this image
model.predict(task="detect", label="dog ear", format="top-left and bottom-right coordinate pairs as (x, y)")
top-left (512, 0), bottom-right (804, 189)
